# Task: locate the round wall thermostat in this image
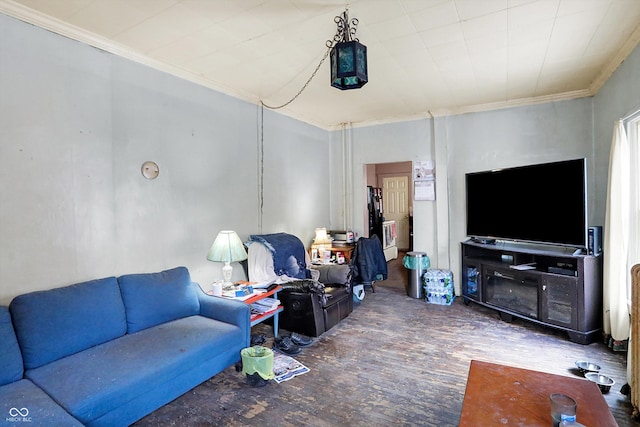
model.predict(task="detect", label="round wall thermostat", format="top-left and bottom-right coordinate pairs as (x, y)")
top-left (141, 161), bottom-right (159, 180)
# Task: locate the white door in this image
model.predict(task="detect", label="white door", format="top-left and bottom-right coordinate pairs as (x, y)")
top-left (382, 176), bottom-right (410, 250)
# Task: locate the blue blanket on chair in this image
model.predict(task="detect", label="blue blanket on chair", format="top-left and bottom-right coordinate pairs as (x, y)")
top-left (249, 233), bottom-right (308, 279)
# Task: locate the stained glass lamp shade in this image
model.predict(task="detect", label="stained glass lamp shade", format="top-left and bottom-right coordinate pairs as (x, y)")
top-left (331, 40), bottom-right (368, 90)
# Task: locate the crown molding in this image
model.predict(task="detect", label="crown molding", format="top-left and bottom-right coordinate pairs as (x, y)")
top-left (333, 89), bottom-right (593, 131)
top-left (0, 0), bottom-right (336, 129)
top-left (590, 23), bottom-right (640, 95)
top-left (0, 1), bottom-right (271, 113)
top-left (0, 1), bottom-right (138, 59)
top-left (429, 89), bottom-right (593, 118)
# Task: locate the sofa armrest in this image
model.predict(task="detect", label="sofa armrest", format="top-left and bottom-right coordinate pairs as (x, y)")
top-left (193, 285), bottom-right (251, 346)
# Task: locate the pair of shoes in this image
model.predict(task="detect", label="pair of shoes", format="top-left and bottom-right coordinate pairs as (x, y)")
top-left (273, 336), bottom-right (301, 355)
top-left (250, 334), bottom-right (266, 346)
top-left (289, 332), bottom-right (313, 347)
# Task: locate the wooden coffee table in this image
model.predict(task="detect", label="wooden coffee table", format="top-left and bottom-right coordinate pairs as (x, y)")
top-left (459, 360), bottom-right (617, 426)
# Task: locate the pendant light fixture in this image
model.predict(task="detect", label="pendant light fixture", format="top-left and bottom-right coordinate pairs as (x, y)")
top-left (328, 8), bottom-right (368, 90)
top-left (257, 7), bottom-right (368, 232)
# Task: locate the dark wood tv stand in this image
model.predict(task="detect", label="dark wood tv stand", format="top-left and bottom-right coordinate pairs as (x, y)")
top-left (461, 240), bottom-right (602, 344)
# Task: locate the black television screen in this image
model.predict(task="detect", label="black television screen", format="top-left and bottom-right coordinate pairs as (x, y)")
top-left (465, 158), bottom-right (587, 248)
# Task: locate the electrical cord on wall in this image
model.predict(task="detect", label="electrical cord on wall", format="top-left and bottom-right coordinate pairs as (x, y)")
top-left (257, 103), bottom-right (264, 233)
top-left (256, 41), bottom-right (332, 233)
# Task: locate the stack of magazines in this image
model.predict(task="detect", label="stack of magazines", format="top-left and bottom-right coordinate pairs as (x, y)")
top-left (250, 297), bottom-right (280, 315)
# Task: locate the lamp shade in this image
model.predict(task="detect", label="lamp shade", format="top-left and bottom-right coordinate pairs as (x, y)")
top-left (207, 230), bottom-right (248, 263)
top-left (313, 228), bottom-right (332, 245)
top-left (330, 40), bottom-right (368, 90)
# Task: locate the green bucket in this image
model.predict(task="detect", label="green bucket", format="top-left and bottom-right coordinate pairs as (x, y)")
top-left (241, 346), bottom-right (275, 380)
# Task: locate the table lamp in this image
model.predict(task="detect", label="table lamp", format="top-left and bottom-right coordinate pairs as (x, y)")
top-left (207, 230), bottom-right (248, 285)
top-left (313, 228), bottom-right (332, 262)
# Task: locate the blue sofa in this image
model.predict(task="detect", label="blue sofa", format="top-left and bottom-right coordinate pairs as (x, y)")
top-left (1, 266), bottom-right (250, 427)
top-left (0, 305), bottom-right (84, 426)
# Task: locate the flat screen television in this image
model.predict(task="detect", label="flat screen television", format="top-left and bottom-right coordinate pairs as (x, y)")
top-left (465, 158), bottom-right (587, 248)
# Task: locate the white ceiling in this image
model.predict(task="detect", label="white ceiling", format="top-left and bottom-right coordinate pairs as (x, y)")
top-left (2, 0), bottom-right (640, 129)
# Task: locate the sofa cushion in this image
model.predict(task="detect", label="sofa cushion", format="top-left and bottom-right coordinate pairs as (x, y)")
top-left (0, 306), bottom-right (23, 386)
top-left (314, 263), bottom-right (351, 285)
top-left (10, 277), bottom-right (127, 370)
top-left (0, 379), bottom-right (83, 426)
top-left (25, 315), bottom-right (245, 425)
top-left (118, 266), bottom-right (200, 333)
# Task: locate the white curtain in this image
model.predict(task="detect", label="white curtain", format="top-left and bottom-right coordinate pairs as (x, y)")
top-left (604, 118), bottom-right (640, 396)
top-left (603, 119), bottom-right (640, 342)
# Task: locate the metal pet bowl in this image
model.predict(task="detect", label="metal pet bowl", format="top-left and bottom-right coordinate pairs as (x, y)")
top-left (575, 360), bottom-right (601, 375)
top-left (585, 372), bottom-right (615, 394)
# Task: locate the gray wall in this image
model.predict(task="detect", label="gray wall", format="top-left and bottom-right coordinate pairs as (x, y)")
top-left (2, 11), bottom-right (638, 303)
top-left (330, 120), bottom-right (443, 268)
top-left (336, 99), bottom-right (598, 294)
top-left (444, 98), bottom-right (597, 290)
top-left (342, 37), bottom-right (640, 292)
top-left (594, 43), bottom-right (640, 227)
top-left (0, 14), bottom-right (330, 303)
top-left (260, 107), bottom-right (330, 240)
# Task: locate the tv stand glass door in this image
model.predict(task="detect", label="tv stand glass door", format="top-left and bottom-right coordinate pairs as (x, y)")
top-left (485, 267), bottom-right (538, 319)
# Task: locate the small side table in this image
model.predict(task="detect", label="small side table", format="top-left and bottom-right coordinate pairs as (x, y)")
top-left (245, 286), bottom-right (284, 338)
top-left (328, 246), bottom-right (354, 263)
top-left (308, 245), bottom-right (354, 264)
top-left (208, 285), bottom-right (284, 337)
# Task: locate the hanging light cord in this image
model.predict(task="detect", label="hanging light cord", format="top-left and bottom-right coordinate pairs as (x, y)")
top-left (260, 45), bottom-right (332, 110)
top-left (257, 104), bottom-right (264, 232)
top-left (260, 6), bottom-right (355, 110)
top-left (257, 6), bottom-right (354, 231)
top-left (257, 45), bottom-right (329, 231)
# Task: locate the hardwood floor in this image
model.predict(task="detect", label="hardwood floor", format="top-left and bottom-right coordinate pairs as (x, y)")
top-left (135, 253), bottom-right (637, 426)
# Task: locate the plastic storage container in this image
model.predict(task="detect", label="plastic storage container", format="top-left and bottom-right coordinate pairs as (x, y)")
top-left (424, 269), bottom-right (455, 305)
top-left (403, 252), bottom-right (431, 299)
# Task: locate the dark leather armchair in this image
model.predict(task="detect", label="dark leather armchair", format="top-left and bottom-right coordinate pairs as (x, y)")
top-left (244, 232), bottom-right (353, 337)
top-left (278, 263), bottom-right (353, 337)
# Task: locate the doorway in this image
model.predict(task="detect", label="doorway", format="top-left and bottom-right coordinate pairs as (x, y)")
top-left (382, 176), bottom-right (410, 250)
top-left (364, 161), bottom-right (412, 251)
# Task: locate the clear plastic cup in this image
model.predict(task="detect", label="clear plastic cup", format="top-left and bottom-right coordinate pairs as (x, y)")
top-left (550, 393), bottom-right (577, 427)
